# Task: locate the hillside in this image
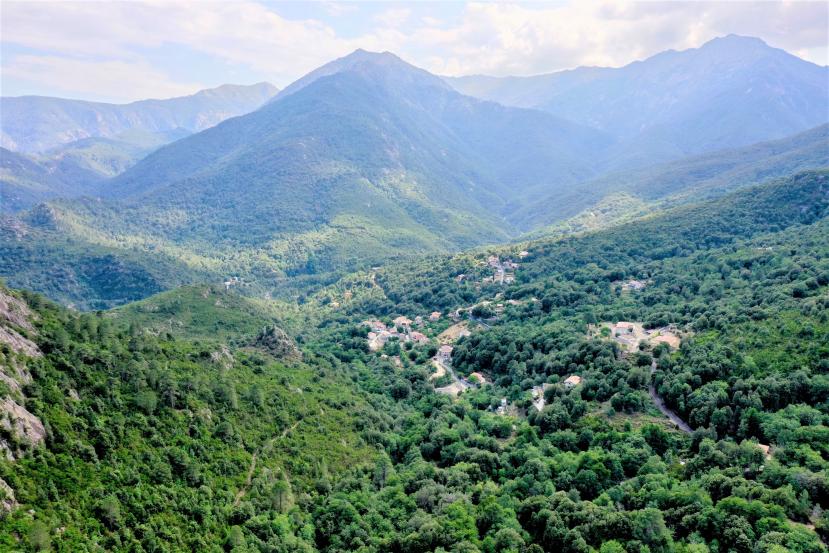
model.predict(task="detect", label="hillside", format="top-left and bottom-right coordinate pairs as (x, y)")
top-left (517, 123), bottom-right (829, 230)
top-left (0, 82), bottom-right (278, 153)
top-left (293, 169), bottom-right (829, 551)
top-left (1, 130), bottom-right (193, 213)
top-left (107, 284), bottom-right (299, 341)
top-left (4, 170), bottom-right (827, 550)
top-left (0, 205), bottom-right (215, 310)
top-left (0, 285), bottom-right (376, 550)
top-left (1, 148), bottom-right (101, 214)
top-left (37, 50), bottom-right (608, 282)
top-left (448, 35), bottom-right (829, 167)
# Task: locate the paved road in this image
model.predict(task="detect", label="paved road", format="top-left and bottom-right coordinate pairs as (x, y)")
top-left (649, 361), bottom-right (693, 434)
top-left (434, 357), bottom-right (473, 395)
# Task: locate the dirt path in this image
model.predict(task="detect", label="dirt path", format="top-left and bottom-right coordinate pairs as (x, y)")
top-left (232, 421), bottom-right (300, 506)
top-left (429, 359), bottom-right (446, 380)
top-left (649, 361), bottom-right (693, 434)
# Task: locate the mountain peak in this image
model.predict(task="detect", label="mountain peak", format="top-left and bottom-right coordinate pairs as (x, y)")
top-left (276, 49), bottom-right (448, 100)
top-left (689, 33), bottom-right (804, 64)
top-left (704, 34), bottom-right (768, 47)
top-left (343, 48), bottom-right (401, 62)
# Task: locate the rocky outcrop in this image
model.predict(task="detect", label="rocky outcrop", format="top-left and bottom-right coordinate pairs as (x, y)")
top-left (253, 326), bottom-right (301, 360)
top-left (0, 326), bottom-right (41, 359)
top-left (0, 289), bottom-right (46, 460)
top-left (0, 397), bottom-right (46, 460)
top-left (0, 290), bottom-right (38, 333)
top-left (210, 345), bottom-right (234, 369)
top-left (0, 477), bottom-right (18, 516)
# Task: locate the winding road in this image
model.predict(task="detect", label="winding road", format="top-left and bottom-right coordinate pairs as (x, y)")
top-left (433, 357), bottom-right (473, 396)
top-left (649, 361), bottom-right (693, 434)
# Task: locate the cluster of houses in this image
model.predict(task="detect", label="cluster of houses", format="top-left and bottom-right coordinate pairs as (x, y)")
top-left (589, 321), bottom-right (683, 354)
top-left (363, 312), bottom-right (448, 352)
top-left (456, 252), bottom-right (529, 288)
top-left (482, 255), bottom-right (519, 285)
top-left (363, 316), bottom-right (432, 351)
top-left (604, 321), bottom-right (682, 352)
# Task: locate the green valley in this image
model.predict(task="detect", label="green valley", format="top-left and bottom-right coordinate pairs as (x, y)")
top-left (2, 18), bottom-right (829, 553)
top-left (2, 170), bottom-right (828, 551)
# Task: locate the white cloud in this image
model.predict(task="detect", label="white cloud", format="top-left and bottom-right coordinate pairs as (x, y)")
top-left (2, 55), bottom-right (204, 101)
top-left (374, 8), bottom-right (412, 28)
top-left (402, 1), bottom-right (829, 76)
top-left (0, 1), bottom-right (364, 88)
top-left (0, 1), bottom-right (826, 101)
top-left (322, 2), bottom-right (358, 17)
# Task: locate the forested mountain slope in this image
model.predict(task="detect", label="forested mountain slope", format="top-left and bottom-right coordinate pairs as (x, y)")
top-left (0, 204), bottom-right (214, 310)
top-left (1, 129), bottom-right (193, 213)
top-left (7, 50), bottom-right (608, 291)
top-left (0, 284), bottom-right (375, 550)
top-left (289, 169), bottom-right (829, 551)
top-left (517, 123), bottom-right (829, 230)
top-left (448, 35), bottom-right (829, 166)
top-left (1, 170), bottom-right (828, 550)
top-left (1, 148), bottom-right (103, 214)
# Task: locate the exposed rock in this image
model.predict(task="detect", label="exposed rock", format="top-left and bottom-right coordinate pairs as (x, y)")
top-left (0, 477), bottom-right (17, 516)
top-left (0, 290), bottom-right (37, 333)
top-left (0, 397), bottom-right (46, 460)
top-left (253, 326), bottom-right (301, 360)
top-left (0, 326), bottom-right (41, 358)
top-left (0, 216), bottom-right (29, 239)
top-left (23, 203), bottom-right (59, 230)
top-left (210, 346), bottom-right (234, 369)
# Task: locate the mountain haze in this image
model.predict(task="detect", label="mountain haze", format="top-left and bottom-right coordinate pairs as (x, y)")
top-left (0, 82), bottom-right (278, 153)
top-left (448, 35), bottom-right (829, 166)
top-left (1, 130), bottom-right (192, 213)
top-left (90, 50), bottom-right (608, 272)
top-left (3, 41), bottom-right (829, 309)
top-left (519, 123), bottom-right (829, 230)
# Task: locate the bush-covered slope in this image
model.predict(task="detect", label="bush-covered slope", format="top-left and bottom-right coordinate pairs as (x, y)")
top-left (271, 169), bottom-right (829, 551)
top-left (2, 170), bottom-right (829, 551)
top-left (0, 286), bottom-right (375, 551)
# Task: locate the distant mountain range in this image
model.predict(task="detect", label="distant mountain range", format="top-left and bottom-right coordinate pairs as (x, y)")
top-left (92, 49), bottom-right (608, 264)
top-left (1, 83), bottom-right (277, 211)
top-left (447, 35), bottom-right (828, 166)
top-left (518, 123), bottom-right (829, 230)
top-left (1, 36), bottom-right (828, 308)
top-left (1, 82), bottom-right (278, 153)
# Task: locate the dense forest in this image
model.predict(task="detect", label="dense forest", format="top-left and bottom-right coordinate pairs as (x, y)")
top-left (1, 171), bottom-right (827, 551)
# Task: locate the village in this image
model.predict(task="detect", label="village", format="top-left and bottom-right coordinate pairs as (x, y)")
top-left (356, 254), bottom-right (728, 435)
top-left (358, 275), bottom-right (778, 461)
top-left (359, 251), bottom-right (543, 406)
top-left (358, 245), bottom-right (588, 421)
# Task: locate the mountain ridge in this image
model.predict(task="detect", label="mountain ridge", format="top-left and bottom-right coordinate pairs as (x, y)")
top-left (446, 34), bottom-right (829, 165)
top-left (0, 82), bottom-right (279, 153)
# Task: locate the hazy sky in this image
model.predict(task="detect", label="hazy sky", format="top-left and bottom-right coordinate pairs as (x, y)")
top-left (2, 1), bottom-right (827, 103)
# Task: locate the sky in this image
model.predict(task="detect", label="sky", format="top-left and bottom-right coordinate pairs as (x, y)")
top-left (1, 1), bottom-right (827, 103)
